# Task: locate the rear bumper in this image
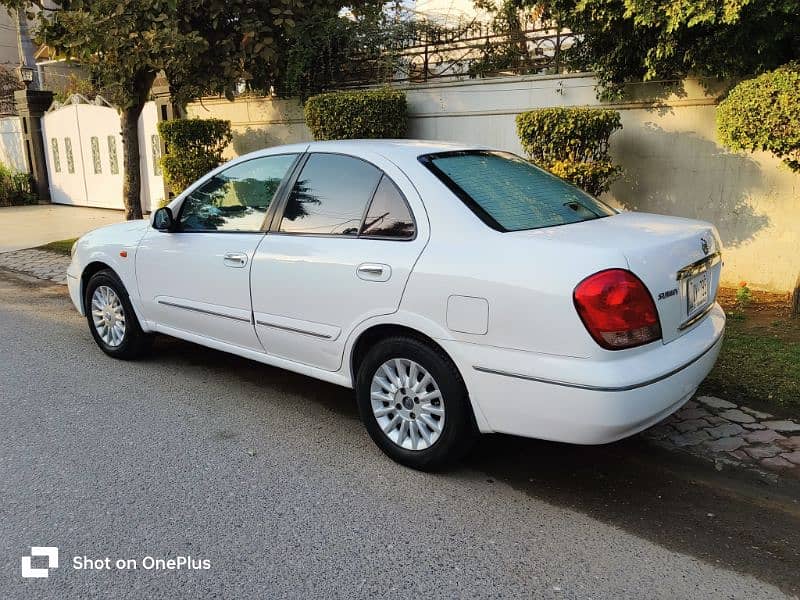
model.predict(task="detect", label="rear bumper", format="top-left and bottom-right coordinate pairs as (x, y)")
top-left (441, 303), bottom-right (725, 443)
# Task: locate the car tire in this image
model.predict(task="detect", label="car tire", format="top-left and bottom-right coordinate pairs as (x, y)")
top-left (84, 269), bottom-right (151, 360)
top-left (356, 336), bottom-right (477, 470)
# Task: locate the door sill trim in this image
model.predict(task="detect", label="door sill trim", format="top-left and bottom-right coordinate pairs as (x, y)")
top-left (157, 299), bottom-right (251, 323)
top-left (255, 319), bottom-right (334, 339)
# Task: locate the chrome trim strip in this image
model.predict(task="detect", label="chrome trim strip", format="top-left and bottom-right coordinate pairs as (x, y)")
top-left (157, 300), bottom-right (251, 323)
top-left (255, 319), bottom-right (333, 340)
top-left (678, 302), bottom-right (716, 331)
top-left (676, 251), bottom-right (721, 280)
top-left (472, 333), bottom-right (723, 392)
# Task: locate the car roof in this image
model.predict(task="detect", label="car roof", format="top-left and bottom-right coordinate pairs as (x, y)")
top-left (308, 139), bottom-right (485, 158)
top-left (238, 139), bottom-right (489, 164)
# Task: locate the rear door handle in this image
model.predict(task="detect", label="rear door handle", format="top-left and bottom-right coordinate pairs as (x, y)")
top-left (223, 252), bottom-right (248, 268)
top-left (357, 263), bottom-right (391, 282)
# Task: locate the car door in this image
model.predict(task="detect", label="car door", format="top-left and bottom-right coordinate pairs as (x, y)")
top-left (250, 151), bottom-right (429, 371)
top-left (135, 152), bottom-right (300, 351)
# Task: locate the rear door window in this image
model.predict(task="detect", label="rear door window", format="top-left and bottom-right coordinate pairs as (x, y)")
top-left (279, 154), bottom-right (382, 236)
top-left (359, 176), bottom-right (415, 239)
top-left (421, 151), bottom-right (615, 232)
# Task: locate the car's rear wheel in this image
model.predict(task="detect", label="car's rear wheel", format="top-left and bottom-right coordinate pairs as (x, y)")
top-left (84, 269), bottom-right (151, 360)
top-left (356, 336), bottom-right (476, 470)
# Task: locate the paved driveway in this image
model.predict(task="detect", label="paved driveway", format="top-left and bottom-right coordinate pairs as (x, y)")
top-left (0, 205), bottom-right (124, 252)
top-left (0, 271), bottom-right (798, 599)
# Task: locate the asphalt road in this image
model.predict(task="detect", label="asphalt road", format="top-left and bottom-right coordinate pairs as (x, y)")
top-left (0, 270), bottom-right (798, 599)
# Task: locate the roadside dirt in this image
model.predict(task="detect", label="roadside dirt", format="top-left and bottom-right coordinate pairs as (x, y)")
top-left (717, 287), bottom-right (800, 343)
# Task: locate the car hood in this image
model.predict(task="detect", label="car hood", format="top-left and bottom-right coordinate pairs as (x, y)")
top-left (78, 218), bottom-right (150, 250)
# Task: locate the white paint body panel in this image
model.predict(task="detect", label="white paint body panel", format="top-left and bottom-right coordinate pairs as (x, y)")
top-left (250, 147), bottom-right (430, 371)
top-left (67, 140), bottom-right (725, 445)
top-left (135, 229), bottom-right (265, 351)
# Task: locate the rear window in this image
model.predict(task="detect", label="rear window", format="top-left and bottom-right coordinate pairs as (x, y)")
top-left (420, 151), bottom-right (615, 232)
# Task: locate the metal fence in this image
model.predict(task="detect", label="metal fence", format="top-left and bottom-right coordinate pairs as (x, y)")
top-left (334, 17), bottom-right (577, 87)
top-left (279, 14), bottom-right (579, 95)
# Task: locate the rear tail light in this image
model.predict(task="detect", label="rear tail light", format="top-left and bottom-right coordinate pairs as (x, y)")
top-left (573, 269), bottom-right (661, 350)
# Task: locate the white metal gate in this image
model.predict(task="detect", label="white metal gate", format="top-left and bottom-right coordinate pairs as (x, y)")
top-left (41, 95), bottom-right (164, 212)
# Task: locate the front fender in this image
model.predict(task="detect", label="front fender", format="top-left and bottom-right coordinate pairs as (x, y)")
top-left (72, 221), bottom-right (150, 330)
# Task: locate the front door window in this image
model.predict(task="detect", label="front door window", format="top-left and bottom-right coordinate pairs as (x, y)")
top-left (179, 154), bottom-right (298, 232)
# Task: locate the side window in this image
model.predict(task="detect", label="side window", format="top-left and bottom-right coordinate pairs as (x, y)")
top-left (179, 154), bottom-right (297, 232)
top-left (279, 154), bottom-right (381, 236)
top-left (360, 176), bottom-right (415, 239)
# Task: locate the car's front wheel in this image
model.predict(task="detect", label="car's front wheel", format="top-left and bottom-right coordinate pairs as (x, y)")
top-left (84, 269), bottom-right (151, 360)
top-left (356, 336), bottom-right (476, 470)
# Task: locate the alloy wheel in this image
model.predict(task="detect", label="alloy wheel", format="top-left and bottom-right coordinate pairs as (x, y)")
top-left (370, 358), bottom-right (445, 451)
top-left (90, 285), bottom-right (126, 347)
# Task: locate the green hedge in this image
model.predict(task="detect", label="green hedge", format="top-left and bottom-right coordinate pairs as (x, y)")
top-left (304, 88), bottom-right (407, 141)
top-left (516, 107), bottom-right (622, 196)
top-left (157, 118), bottom-right (233, 193)
top-left (717, 63), bottom-right (800, 173)
top-left (0, 163), bottom-right (36, 207)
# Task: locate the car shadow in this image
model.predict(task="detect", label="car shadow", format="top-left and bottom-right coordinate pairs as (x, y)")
top-left (147, 334), bottom-right (800, 595)
top-left (149, 334), bottom-right (360, 421)
top-left (466, 433), bottom-right (799, 594)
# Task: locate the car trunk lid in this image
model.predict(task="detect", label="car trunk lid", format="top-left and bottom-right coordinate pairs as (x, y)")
top-left (510, 211), bottom-right (722, 344)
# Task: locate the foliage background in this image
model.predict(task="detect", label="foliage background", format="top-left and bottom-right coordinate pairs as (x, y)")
top-left (304, 88), bottom-right (407, 140)
top-left (516, 107), bottom-right (622, 196)
top-left (470, 0), bottom-right (800, 98)
top-left (0, 163), bottom-right (36, 206)
top-left (157, 118), bottom-right (233, 193)
top-left (717, 62), bottom-right (800, 172)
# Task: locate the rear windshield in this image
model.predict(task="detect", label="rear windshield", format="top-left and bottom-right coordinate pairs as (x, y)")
top-left (420, 151), bottom-right (615, 232)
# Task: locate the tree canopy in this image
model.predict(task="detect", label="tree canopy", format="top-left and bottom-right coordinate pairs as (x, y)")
top-left (6, 0), bottom-right (335, 107)
top-left (0, 0), bottom-right (352, 218)
top-left (477, 0), bottom-right (800, 96)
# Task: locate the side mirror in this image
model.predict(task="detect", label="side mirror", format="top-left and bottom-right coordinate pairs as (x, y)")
top-left (153, 206), bottom-right (175, 232)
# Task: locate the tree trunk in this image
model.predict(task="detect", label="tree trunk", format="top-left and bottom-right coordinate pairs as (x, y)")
top-left (507, 11), bottom-right (529, 70)
top-left (792, 272), bottom-right (800, 318)
top-left (120, 70), bottom-right (157, 221)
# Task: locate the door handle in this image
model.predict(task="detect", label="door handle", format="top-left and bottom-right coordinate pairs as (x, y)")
top-left (223, 252), bottom-right (248, 268)
top-left (357, 263), bottom-right (391, 282)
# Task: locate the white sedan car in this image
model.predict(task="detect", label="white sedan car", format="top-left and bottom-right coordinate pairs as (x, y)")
top-left (68, 140), bottom-right (725, 469)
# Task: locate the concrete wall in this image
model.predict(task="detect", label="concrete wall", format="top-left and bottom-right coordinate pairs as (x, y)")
top-left (0, 116), bottom-right (27, 172)
top-left (186, 74), bottom-right (800, 293)
top-left (186, 97), bottom-right (312, 159)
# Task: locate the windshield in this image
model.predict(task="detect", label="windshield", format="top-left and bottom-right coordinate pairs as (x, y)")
top-left (420, 151), bottom-right (616, 232)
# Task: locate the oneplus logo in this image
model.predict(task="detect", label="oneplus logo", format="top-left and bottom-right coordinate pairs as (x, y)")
top-left (21, 547), bottom-right (59, 578)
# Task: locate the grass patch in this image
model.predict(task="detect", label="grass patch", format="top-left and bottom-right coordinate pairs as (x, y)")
top-left (700, 288), bottom-right (799, 416)
top-left (37, 238), bottom-right (78, 255)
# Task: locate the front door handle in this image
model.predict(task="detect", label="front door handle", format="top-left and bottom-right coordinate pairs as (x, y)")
top-left (357, 263), bottom-right (391, 282)
top-left (223, 252), bottom-right (248, 268)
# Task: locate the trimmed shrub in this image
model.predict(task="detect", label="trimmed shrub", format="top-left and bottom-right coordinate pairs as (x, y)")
top-left (516, 107), bottom-right (622, 196)
top-left (158, 118), bottom-right (232, 193)
top-left (304, 88), bottom-right (407, 141)
top-left (717, 63), bottom-right (800, 172)
top-left (0, 163), bottom-right (36, 207)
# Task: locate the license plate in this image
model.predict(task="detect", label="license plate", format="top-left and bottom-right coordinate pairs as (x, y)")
top-left (687, 270), bottom-right (709, 315)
